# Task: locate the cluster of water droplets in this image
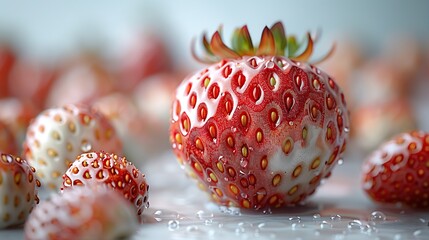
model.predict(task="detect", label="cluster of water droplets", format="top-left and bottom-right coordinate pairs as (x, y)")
top-left (137, 207), bottom-right (429, 239)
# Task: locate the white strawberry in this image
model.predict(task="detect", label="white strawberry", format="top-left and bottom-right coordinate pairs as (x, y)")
top-left (24, 185), bottom-right (138, 240)
top-left (23, 104), bottom-right (122, 191)
top-left (0, 153), bottom-right (40, 229)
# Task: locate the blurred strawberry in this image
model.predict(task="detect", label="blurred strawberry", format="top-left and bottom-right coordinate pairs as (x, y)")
top-left (380, 35), bottom-right (423, 81)
top-left (351, 99), bottom-right (416, 152)
top-left (24, 185), bottom-right (138, 240)
top-left (0, 42), bottom-right (17, 98)
top-left (8, 58), bottom-right (57, 109)
top-left (23, 104), bottom-right (122, 190)
top-left (132, 72), bottom-right (183, 156)
top-left (0, 120), bottom-right (17, 155)
top-left (350, 59), bottom-right (408, 108)
top-left (0, 153), bottom-right (40, 229)
top-left (0, 98), bottom-right (39, 153)
top-left (92, 92), bottom-right (145, 162)
top-left (316, 38), bottom-right (364, 108)
top-left (115, 31), bottom-right (172, 92)
top-left (45, 51), bottom-right (115, 108)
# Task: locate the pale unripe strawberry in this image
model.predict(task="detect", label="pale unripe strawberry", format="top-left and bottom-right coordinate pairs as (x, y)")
top-left (0, 153), bottom-right (40, 229)
top-left (23, 104), bottom-right (122, 191)
top-left (24, 185), bottom-right (138, 240)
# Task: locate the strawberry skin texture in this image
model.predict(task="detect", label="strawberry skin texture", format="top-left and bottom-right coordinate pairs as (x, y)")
top-left (170, 56), bottom-right (349, 209)
top-left (23, 104), bottom-right (122, 191)
top-left (362, 131), bottom-right (429, 208)
top-left (24, 185), bottom-right (138, 240)
top-left (0, 153), bottom-right (40, 229)
top-left (62, 151), bottom-right (149, 219)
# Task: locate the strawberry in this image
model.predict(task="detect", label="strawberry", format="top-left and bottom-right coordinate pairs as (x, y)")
top-left (8, 58), bottom-right (57, 109)
top-left (0, 153), bottom-right (40, 229)
top-left (62, 151), bottom-right (149, 220)
top-left (45, 52), bottom-right (115, 108)
top-left (0, 120), bottom-right (17, 155)
top-left (23, 104), bottom-right (122, 191)
top-left (351, 99), bottom-right (416, 152)
top-left (115, 31), bottom-right (172, 92)
top-left (362, 131), bottom-right (429, 208)
top-left (0, 42), bottom-right (17, 98)
top-left (24, 185), bottom-right (138, 240)
top-left (0, 98), bottom-right (39, 153)
top-left (169, 22), bottom-right (349, 210)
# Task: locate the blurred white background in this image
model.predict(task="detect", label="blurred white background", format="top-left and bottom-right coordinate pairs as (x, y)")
top-left (1, 0), bottom-right (429, 69)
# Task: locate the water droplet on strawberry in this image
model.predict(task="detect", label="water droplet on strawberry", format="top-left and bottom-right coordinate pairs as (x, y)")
top-left (240, 159), bottom-right (249, 168)
top-left (81, 142), bottom-right (92, 152)
top-left (266, 61), bottom-right (275, 69)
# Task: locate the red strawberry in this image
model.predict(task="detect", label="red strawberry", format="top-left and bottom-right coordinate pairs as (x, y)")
top-left (45, 52), bottom-right (115, 108)
top-left (0, 153), bottom-right (40, 229)
top-left (0, 120), bottom-right (17, 155)
top-left (351, 99), bottom-right (416, 152)
top-left (8, 58), bottom-right (57, 109)
top-left (362, 131), bottom-right (429, 208)
top-left (62, 151), bottom-right (149, 220)
top-left (0, 98), bottom-right (39, 151)
top-left (23, 104), bottom-right (122, 191)
top-left (169, 22), bottom-right (349, 210)
top-left (24, 185), bottom-right (138, 240)
top-left (0, 42), bottom-right (17, 98)
top-left (115, 31), bottom-right (172, 92)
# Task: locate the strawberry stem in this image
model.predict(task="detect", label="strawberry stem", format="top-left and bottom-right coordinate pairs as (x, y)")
top-left (193, 21), bottom-right (332, 64)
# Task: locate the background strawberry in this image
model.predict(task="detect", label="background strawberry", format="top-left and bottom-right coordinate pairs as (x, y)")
top-left (0, 121), bottom-right (17, 155)
top-left (23, 104), bottom-right (122, 191)
top-left (62, 151), bottom-right (149, 220)
top-left (170, 22), bottom-right (349, 210)
top-left (24, 185), bottom-right (138, 240)
top-left (362, 131), bottom-right (429, 208)
top-left (0, 153), bottom-right (40, 229)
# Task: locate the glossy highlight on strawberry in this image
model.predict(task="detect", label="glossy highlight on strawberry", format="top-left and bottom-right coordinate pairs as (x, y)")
top-left (170, 22), bottom-right (349, 210)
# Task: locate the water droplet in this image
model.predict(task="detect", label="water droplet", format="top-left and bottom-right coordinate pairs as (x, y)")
top-left (81, 142), bottom-right (92, 152)
top-left (291, 222), bottom-right (305, 230)
top-left (370, 211), bottom-right (386, 223)
top-left (361, 224), bottom-right (377, 234)
top-left (205, 219), bottom-right (213, 225)
top-left (240, 159), bottom-right (248, 168)
top-left (289, 121), bottom-right (294, 126)
top-left (266, 61), bottom-right (275, 69)
top-left (330, 214), bottom-right (342, 221)
top-left (320, 221), bottom-right (333, 229)
top-left (240, 192), bottom-right (248, 199)
top-left (337, 159), bottom-right (344, 165)
top-left (344, 127), bottom-right (350, 133)
top-left (289, 216), bottom-right (301, 223)
top-left (196, 210), bottom-right (214, 219)
top-left (168, 220), bottom-right (180, 231)
top-left (394, 233), bottom-right (402, 240)
top-left (313, 214), bottom-right (321, 221)
top-left (153, 209), bottom-right (180, 221)
top-left (262, 207), bottom-right (272, 215)
top-left (186, 225), bottom-right (199, 232)
top-left (347, 220), bottom-right (362, 230)
top-left (258, 221), bottom-right (288, 230)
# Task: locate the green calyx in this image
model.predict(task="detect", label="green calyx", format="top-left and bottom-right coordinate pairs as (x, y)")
top-left (192, 21), bottom-right (334, 64)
